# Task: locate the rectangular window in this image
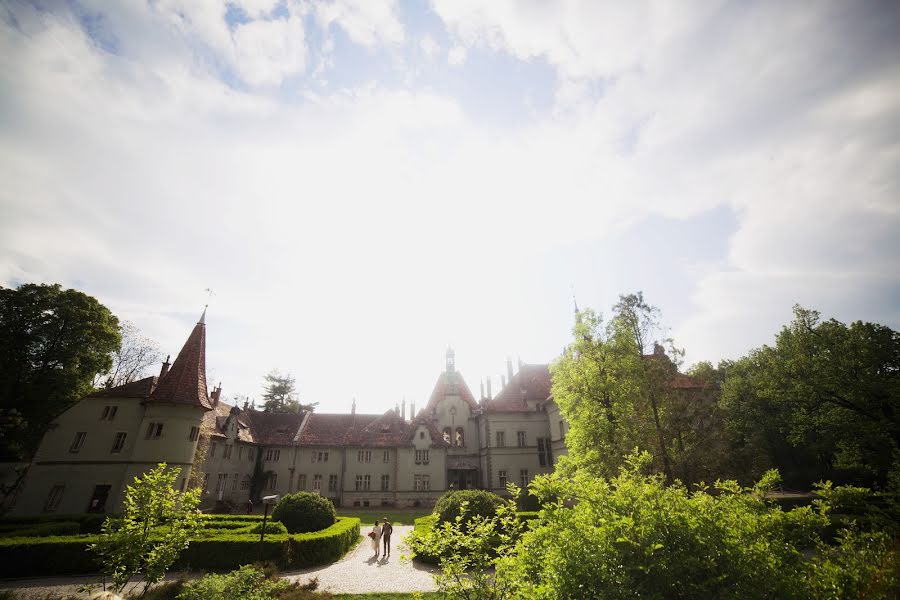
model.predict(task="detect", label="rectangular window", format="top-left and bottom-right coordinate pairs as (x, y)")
top-left (559, 420), bottom-right (565, 438)
top-left (537, 437), bottom-right (553, 467)
top-left (210, 442), bottom-right (217, 458)
top-left (87, 484), bottom-right (111, 513)
top-left (223, 445), bottom-right (233, 460)
top-left (498, 470), bottom-right (508, 488)
top-left (249, 448), bottom-right (256, 461)
top-left (328, 474), bottom-right (338, 492)
top-left (202, 473), bottom-right (209, 491)
top-left (69, 431), bottom-right (87, 453)
top-left (145, 422), bottom-right (163, 440)
top-left (215, 473), bottom-right (227, 492)
top-left (241, 476), bottom-right (251, 490)
top-left (357, 450), bottom-right (372, 463)
top-left (496, 431), bottom-right (505, 447)
top-left (313, 474), bottom-right (322, 492)
top-left (100, 406), bottom-right (118, 421)
top-left (311, 451), bottom-right (329, 463)
top-left (381, 474), bottom-right (390, 491)
top-left (189, 426), bottom-right (200, 442)
top-left (520, 469), bottom-right (529, 488)
top-left (414, 474), bottom-right (422, 491)
top-left (265, 449), bottom-right (280, 462)
top-left (298, 474), bottom-right (306, 491)
top-left (355, 475), bottom-right (363, 491)
top-left (266, 473), bottom-right (278, 490)
top-left (517, 431), bottom-right (527, 447)
top-left (383, 450), bottom-right (390, 463)
top-left (423, 474), bottom-right (430, 491)
top-left (110, 432), bottom-right (127, 454)
top-left (363, 474), bottom-right (371, 490)
top-left (43, 484), bottom-right (65, 513)
top-left (415, 449), bottom-right (429, 464)
top-left (232, 473), bottom-right (239, 491)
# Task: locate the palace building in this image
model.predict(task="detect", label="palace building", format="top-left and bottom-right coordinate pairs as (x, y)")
top-left (11, 310), bottom-right (570, 514)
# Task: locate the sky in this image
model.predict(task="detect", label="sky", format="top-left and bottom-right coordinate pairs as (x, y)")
top-left (1, 0), bottom-right (898, 415)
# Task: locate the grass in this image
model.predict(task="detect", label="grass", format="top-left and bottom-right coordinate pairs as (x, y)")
top-left (335, 509), bottom-right (431, 526)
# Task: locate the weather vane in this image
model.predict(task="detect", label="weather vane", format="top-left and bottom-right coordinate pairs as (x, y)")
top-left (204, 288), bottom-right (214, 303)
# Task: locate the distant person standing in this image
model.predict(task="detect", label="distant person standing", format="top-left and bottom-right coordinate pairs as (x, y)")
top-left (381, 517), bottom-right (393, 557)
top-left (246, 499), bottom-right (253, 514)
top-left (371, 519), bottom-right (383, 559)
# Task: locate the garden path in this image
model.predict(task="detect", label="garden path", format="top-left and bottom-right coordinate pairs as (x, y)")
top-left (0, 526), bottom-right (437, 598)
top-left (281, 525), bottom-right (439, 593)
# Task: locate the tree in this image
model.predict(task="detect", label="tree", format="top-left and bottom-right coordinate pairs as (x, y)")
top-left (91, 463), bottom-right (202, 597)
top-left (0, 283), bottom-right (120, 459)
top-left (720, 306), bottom-right (900, 486)
top-left (93, 321), bottom-right (162, 389)
top-left (552, 292), bottom-right (708, 482)
top-left (260, 370), bottom-right (316, 413)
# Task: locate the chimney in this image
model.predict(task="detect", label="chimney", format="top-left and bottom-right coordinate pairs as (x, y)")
top-left (351, 397), bottom-right (356, 416)
top-left (411, 401), bottom-right (416, 418)
top-left (654, 342), bottom-right (666, 356)
top-left (401, 398), bottom-right (406, 421)
top-left (159, 355), bottom-right (171, 379)
top-left (211, 383), bottom-right (222, 406)
top-left (506, 357), bottom-right (514, 383)
top-left (521, 387), bottom-right (527, 406)
top-left (480, 380), bottom-right (485, 399)
top-left (243, 399), bottom-right (250, 411)
top-left (486, 376), bottom-right (492, 399)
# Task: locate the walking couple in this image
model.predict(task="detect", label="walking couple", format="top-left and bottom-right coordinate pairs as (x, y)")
top-left (369, 518), bottom-right (393, 559)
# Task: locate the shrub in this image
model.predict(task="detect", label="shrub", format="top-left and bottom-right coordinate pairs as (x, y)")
top-left (271, 492), bottom-right (335, 534)
top-left (0, 513), bottom-right (107, 534)
top-left (0, 520), bottom-right (80, 537)
top-left (244, 520), bottom-right (288, 535)
top-left (178, 565), bottom-right (290, 600)
top-left (434, 489), bottom-right (503, 526)
top-left (0, 535), bottom-right (97, 576)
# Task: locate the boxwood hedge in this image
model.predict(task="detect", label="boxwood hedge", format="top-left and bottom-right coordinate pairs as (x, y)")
top-left (0, 516), bottom-right (360, 577)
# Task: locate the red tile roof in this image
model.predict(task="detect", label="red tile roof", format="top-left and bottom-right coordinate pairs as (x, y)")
top-left (298, 413), bottom-right (360, 446)
top-left (484, 364), bottom-right (552, 412)
top-left (148, 317), bottom-right (212, 410)
top-left (425, 371), bottom-right (478, 412)
top-left (88, 376), bottom-right (157, 399)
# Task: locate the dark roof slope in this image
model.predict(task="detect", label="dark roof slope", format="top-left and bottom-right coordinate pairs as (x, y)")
top-left (298, 413), bottom-right (361, 446)
top-left (88, 376), bottom-right (157, 399)
top-left (148, 316), bottom-right (211, 410)
top-left (425, 371), bottom-right (478, 412)
top-left (484, 364), bottom-right (552, 412)
top-left (245, 410), bottom-right (306, 445)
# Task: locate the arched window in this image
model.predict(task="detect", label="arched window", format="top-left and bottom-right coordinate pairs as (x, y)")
top-left (455, 427), bottom-right (465, 447)
top-left (443, 427), bottom-right (451, 444)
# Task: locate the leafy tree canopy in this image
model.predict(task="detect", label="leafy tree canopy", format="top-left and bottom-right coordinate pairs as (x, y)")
top-left (260, 369), bottom-right (317, 413)
top-left (720, 305), bottom-right (900, 486)
top-left (0, 283), bottom-right (120, 459)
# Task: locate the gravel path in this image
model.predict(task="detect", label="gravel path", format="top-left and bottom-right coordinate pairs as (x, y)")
top-left (0, 526), bottom-right (437, 598)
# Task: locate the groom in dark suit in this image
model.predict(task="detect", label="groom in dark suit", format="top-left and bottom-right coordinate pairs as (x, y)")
top-left (382, 517), bottom-right (393, 557)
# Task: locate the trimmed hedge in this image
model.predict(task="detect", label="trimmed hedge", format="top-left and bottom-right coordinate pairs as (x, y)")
top-left (272, 492), bottom-right (336, 533)
top-left (434, 489), bottom-right (503, 525)
top-left (0, 521), bottom-right (80, 537)
top-left (0, 513), bottom-right (107, 534)
top-left (0, 517), bottom-right (361, 576)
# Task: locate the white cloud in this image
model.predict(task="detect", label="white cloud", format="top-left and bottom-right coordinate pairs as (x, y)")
top-left (233, 16), bottom-right (307, 86)
top-left (419, 34), bottom-right (440, 58)
top-left (447, 45), bottom-right (467, 66)
top-left (310, 0), bottom-right (404, 46)
top-left (0, 0), bottom-right (897, 411)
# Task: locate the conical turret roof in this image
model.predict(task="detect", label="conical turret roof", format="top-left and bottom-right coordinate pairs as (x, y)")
top-left (148, 310), bottom-right (212, 410)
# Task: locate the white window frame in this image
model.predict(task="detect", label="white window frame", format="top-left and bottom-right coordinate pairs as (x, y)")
top-left (110, 432), bottom-right (127, 454)
top-left (69, 431), bottom-right (87, 453)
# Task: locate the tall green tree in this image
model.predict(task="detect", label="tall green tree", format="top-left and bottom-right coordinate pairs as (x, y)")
top-left (0, 283), bottom-right (120, 459)
top-left (260, 370), bottom-right (317, 413)
top-left (720, 306), bottom-right (900, 486)
top-left (552, 292), bottom-right (723, 484)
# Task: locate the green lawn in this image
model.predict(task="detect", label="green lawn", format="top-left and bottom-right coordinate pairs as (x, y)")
top-left (336, 509), bottom-right (432, 526)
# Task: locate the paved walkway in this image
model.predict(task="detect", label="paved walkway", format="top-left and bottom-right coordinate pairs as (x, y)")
top-left (282, 526), bottom-right (438, 594)
top-left (0, 526), bottom-right (437, 598)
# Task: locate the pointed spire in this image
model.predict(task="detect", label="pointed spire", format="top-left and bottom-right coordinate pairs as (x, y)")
top-left (199, 305), bottom-right (207, 325)
top-left (148, 311), bottom-right (212, 410)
